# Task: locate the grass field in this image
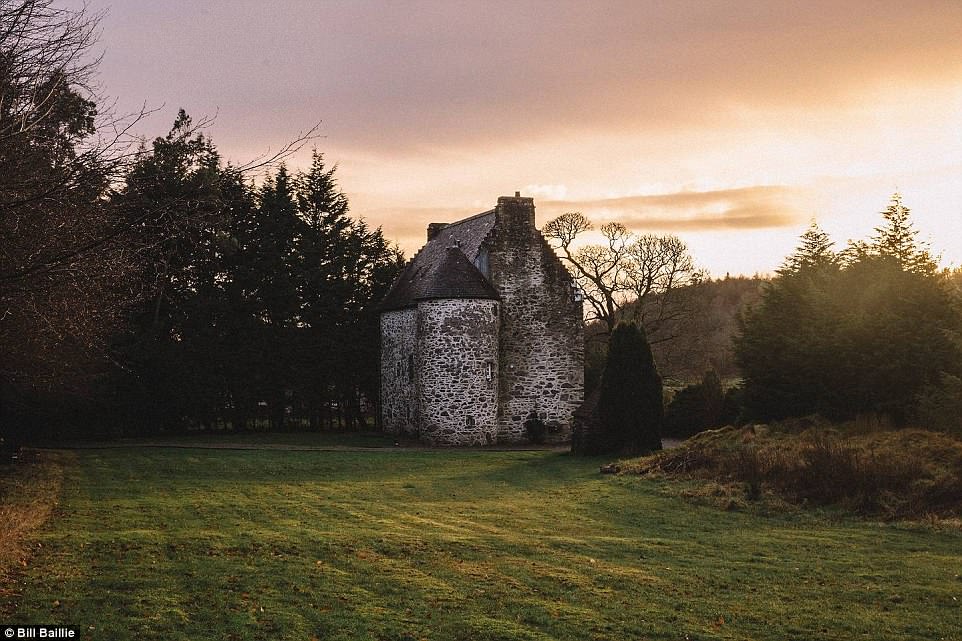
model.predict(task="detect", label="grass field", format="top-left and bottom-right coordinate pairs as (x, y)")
top-left (2, 444), bottom-right (961, 640)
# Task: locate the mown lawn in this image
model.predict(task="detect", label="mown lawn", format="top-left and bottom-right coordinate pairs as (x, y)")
top-left (3, 446), bottom-right (961, 640)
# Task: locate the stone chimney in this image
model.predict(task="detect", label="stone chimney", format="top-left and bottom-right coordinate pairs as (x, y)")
top-left (427, 222), bottom-right (448, 241)
top-left (495, 193), bottom-right (535, 234)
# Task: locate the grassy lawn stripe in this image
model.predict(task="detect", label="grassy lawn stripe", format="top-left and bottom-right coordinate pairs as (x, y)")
top-left (1, 448), bottom-right (959, 640)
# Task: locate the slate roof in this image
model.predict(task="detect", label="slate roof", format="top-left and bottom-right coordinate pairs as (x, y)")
top-left (380, 210), bottom-right (498, 310)
top-left (418, 247), bottom-right (500, 301)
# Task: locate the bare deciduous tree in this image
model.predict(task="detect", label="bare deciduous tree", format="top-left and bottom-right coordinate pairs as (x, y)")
top-left (543, 211), bottom-right (703, 341)
top-left (1, 0), bottom-right (130, 407)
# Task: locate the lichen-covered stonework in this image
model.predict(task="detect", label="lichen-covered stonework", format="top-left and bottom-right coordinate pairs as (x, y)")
top-left (485, 198), bottom-right (584, 443)
top-left (379, 195), bottom-right (584, 446)
top-left (417, 299), bottom-right (499, 446)
top-left (380, 309), bottom-right (418, 436)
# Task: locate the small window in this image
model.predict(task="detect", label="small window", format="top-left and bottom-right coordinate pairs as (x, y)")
top-left (485, 362), bottom-right (493, 381)
top-left (408, 354), bottom-right (415, 382)
top-left (475, 248), bottom-right (490, 278)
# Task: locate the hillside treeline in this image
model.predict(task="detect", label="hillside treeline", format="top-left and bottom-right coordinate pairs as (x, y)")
top-left (651, 276), bottom-right (765, 382)
top-left (584, 276), bottom-right (765, 393)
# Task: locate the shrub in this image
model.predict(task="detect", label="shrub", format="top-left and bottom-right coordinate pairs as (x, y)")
top-left (767, 433), bottom-right (923, 513)
top-left (523, 412), bottom-right (547, 444)
top-left (663, 383), bottom-right (706, 438)
top-left (917, 373), bottom-right (962, 436)
top-left (664, 370), bottom-right (740, 438)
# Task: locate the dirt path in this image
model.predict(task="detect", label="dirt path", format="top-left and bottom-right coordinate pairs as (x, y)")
top-left (43, 440), bottom-right (571, 453)
top-left (45, 437), bottom-right (681, 453)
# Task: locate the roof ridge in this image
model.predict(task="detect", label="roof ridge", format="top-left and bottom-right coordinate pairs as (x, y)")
top-left (445, 208), bottom-right (495, 227)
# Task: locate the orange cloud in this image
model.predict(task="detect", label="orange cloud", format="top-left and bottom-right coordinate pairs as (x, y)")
top-left (540, 186), bottom-right (806, 231)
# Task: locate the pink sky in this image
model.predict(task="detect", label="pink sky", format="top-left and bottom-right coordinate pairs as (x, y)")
top-left (87, 0), bottom-right (962, 275)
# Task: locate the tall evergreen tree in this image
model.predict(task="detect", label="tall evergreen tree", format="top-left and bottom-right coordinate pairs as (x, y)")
top-left (108, 129), bottom-right (403, 435)
top-left (208, 169), bottom-right (261, 431)
top-left (110, 110), bottom-right (236, 433)
top-left (292, 153), bottom-right (353, 427)
top-left (736, 221), bottom-right (840, 420)
top-left (824, 256), bottom-right (959, 422)
top-left (598, 322), bottom-right (663, 454)
top-left (778, 220), bottom-right (838, 275)
top-left (289, 153), bottom-right (403, 428)
top-left (870, 193), bottom-right (935, 274)
top-left (243, 165), bottom-right (304, 429)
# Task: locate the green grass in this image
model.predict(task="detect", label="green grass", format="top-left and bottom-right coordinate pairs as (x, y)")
top-left (3, 446), bottom-right (961, 640)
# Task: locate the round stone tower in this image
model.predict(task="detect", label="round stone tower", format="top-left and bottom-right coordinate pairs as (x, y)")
top-left (416, 247), bottom-right (500, 446)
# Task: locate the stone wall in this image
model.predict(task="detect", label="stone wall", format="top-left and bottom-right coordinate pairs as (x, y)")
top-left (486, 196), bottom-right (585, 443)
top-left (380, 308), bottom-right (419, 436)
top-left (416, 299), bottom-right (500, 446)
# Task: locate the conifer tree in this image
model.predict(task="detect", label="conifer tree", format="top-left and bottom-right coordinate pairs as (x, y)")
top-left (870, 193), bottom-right (936, 274)
top-left (107, 125), bottom-right (403, 434)
top-left (111, 110), bottom-right (236, 433)
top-left (598, 322), bottom-right (663, 454)
top-left (778, 220), bottom-right (838, 275)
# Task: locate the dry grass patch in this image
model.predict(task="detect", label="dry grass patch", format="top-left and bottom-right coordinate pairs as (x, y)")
top-left (620, 424), bottom-right (962, 520)
top-left (0, 451), bottom-right (72, 587)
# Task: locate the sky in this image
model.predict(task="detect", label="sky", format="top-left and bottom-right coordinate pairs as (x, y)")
top-left (83, 0), bottom-right (962, 276)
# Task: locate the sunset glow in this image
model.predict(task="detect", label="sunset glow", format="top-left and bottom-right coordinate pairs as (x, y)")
top-left (90, 0), bottom-right (962, 275)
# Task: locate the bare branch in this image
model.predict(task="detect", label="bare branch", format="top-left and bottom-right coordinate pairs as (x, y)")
top-left (233, 121), bottom-right (324, 175)
top-left (543, 211), bottom-right (701, 338)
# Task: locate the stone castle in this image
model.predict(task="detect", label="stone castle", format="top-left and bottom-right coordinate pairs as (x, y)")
top-left (379, 194), bottom-right (584, 445)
